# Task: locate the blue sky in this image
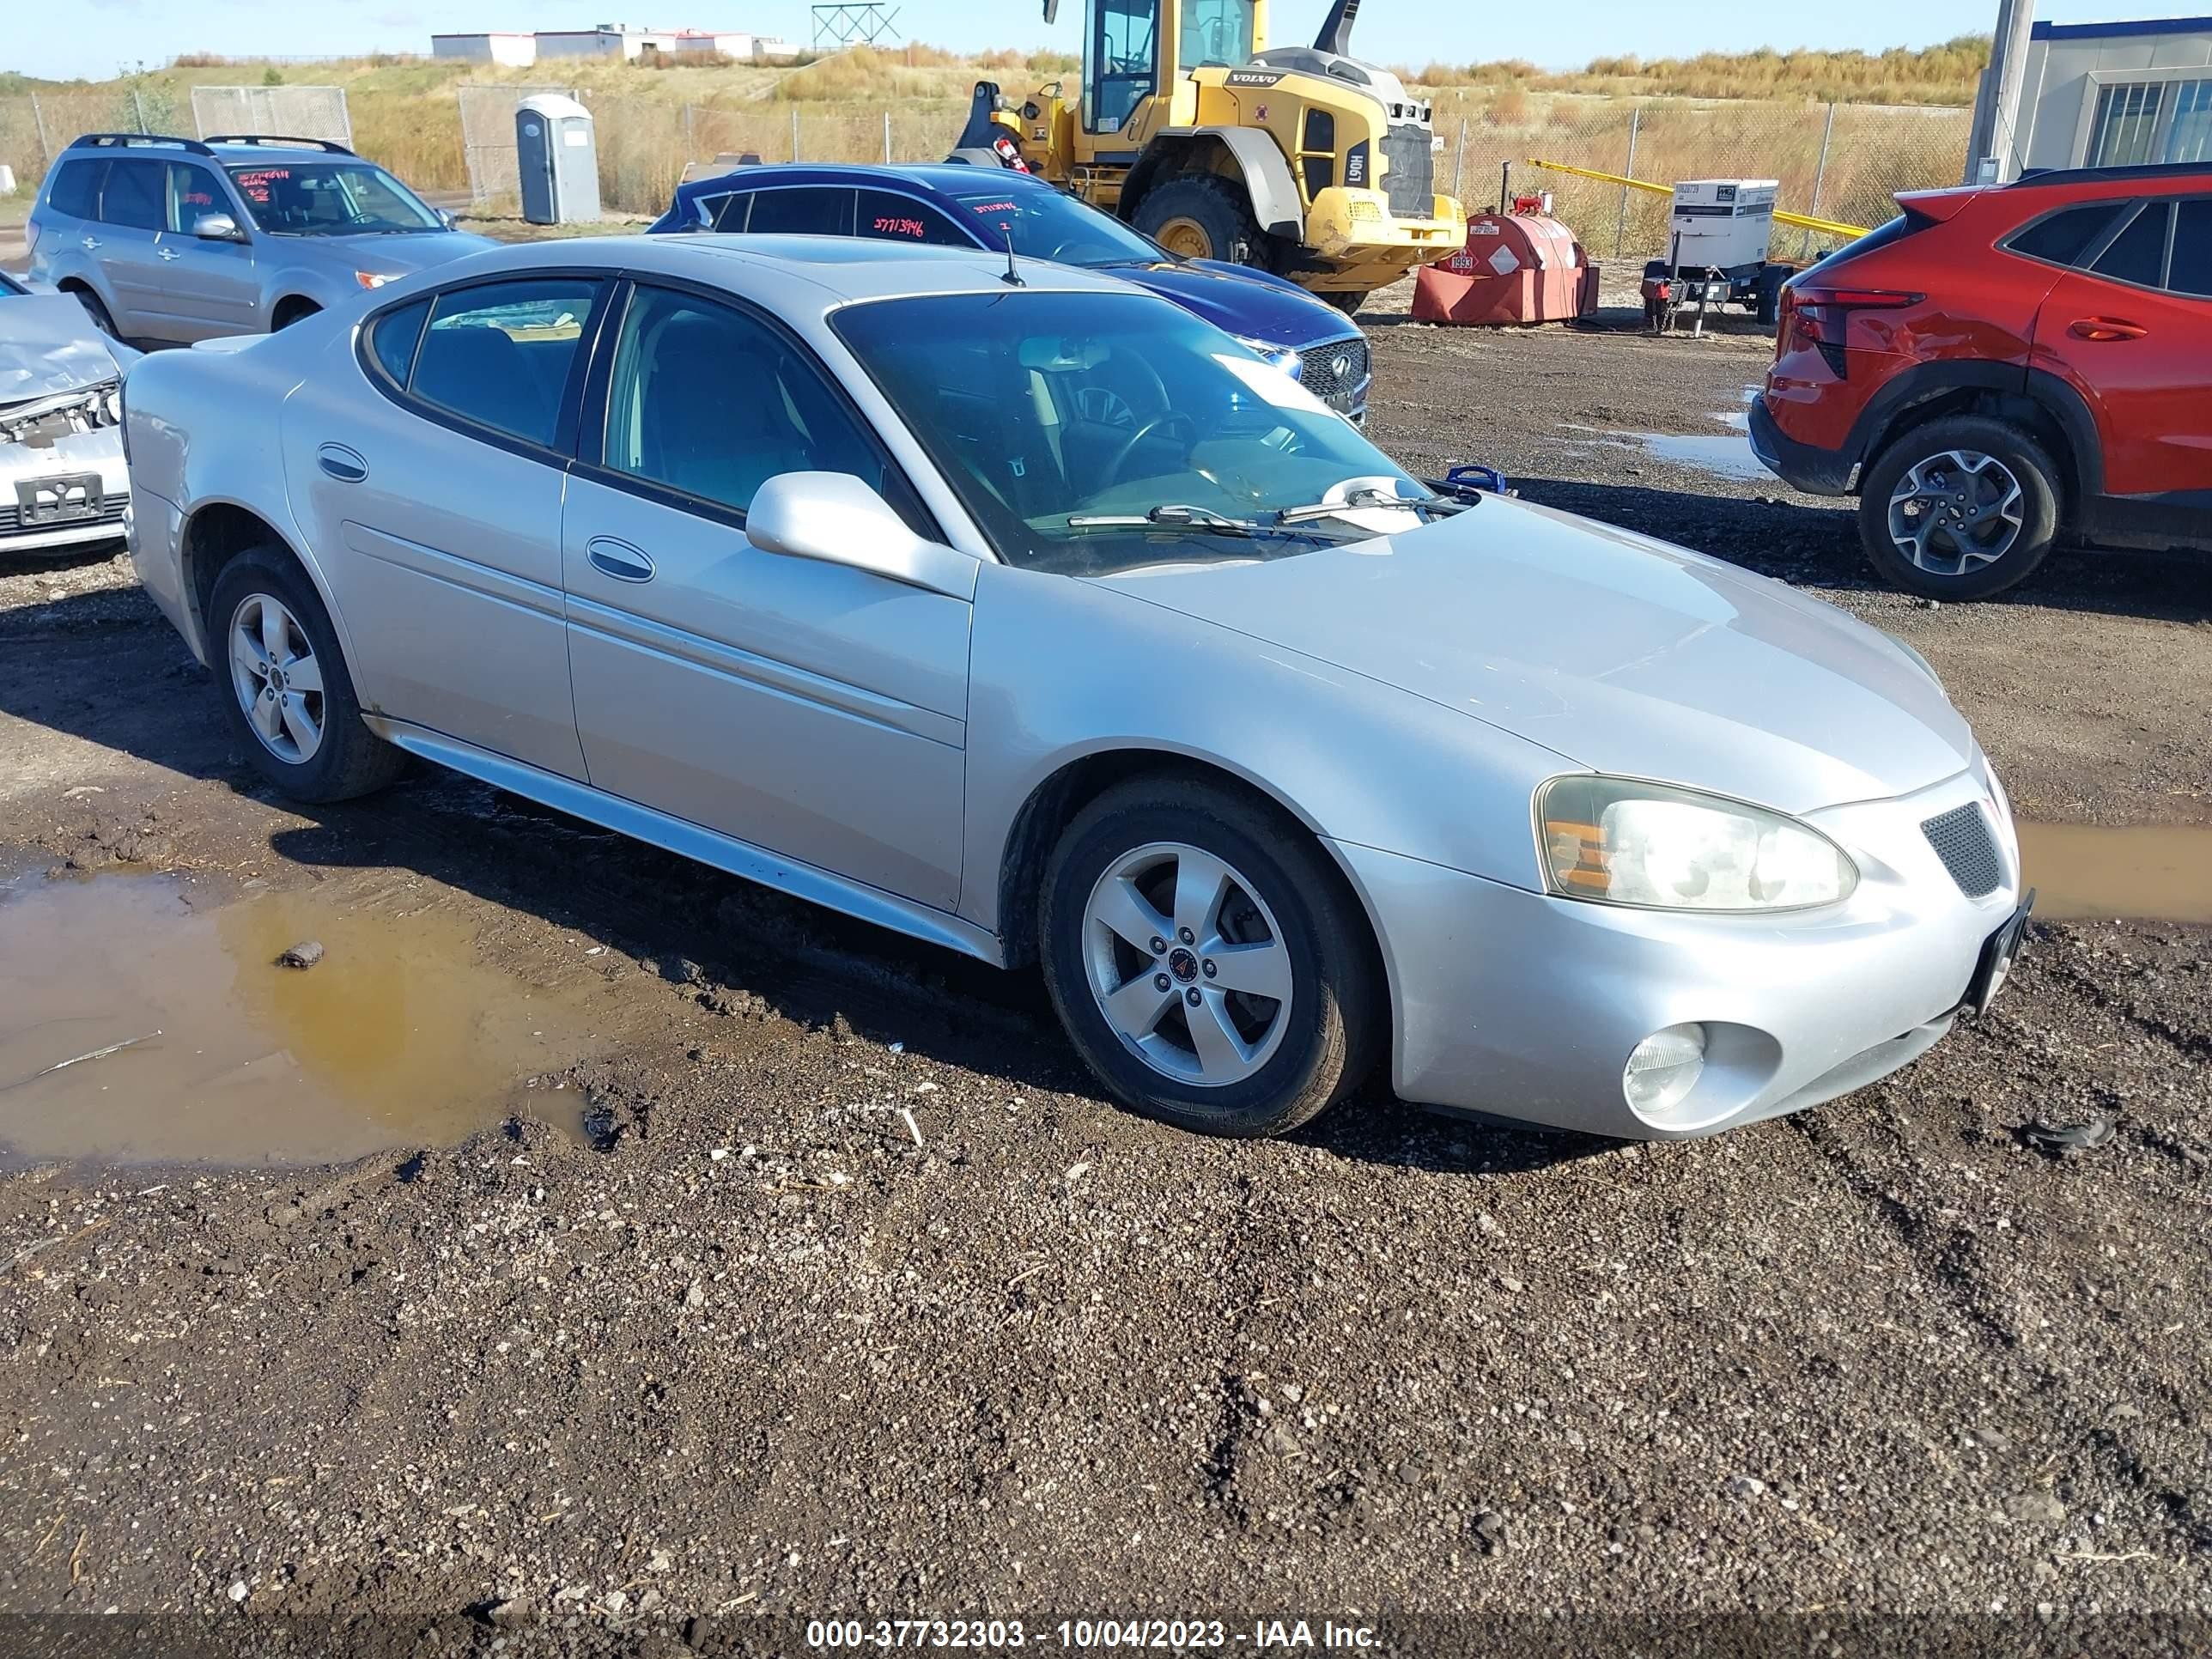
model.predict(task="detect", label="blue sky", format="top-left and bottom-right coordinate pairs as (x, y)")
top-left (15, 0), bottom-right (2193, 82)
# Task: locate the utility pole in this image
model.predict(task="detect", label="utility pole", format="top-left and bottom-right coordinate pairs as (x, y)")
top-left (1965, 0), bottom-right (2037, 184)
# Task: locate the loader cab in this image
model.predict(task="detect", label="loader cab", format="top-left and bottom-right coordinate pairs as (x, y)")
top-left (1080, 0), bottom-right (1262, 137)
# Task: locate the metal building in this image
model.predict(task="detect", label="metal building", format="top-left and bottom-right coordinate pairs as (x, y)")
top-left (2014, 15), bottom-right (2212, 173)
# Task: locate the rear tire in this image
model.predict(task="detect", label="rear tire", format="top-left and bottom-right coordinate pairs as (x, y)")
top-left (70, 288), bottom-right (118, 337)
top-left (1131, 173), bottom-right (1262, 267)
top-left (1040, 775), bottom-right (1382, 1139)
top-left (1857, 415), bottom-right (2062, 601)
top-left (208, 546), bottom-right (404, 803)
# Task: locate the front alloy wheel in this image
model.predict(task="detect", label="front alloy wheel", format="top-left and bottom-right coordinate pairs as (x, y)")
top-left (1041, 775), bottom-right (1382, 1139)
top-left (1082, 842), bottom-right (1296, 1088)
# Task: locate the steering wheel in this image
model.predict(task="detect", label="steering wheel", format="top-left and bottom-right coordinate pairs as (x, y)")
top-left (1103, 410), bottom-right (1200, 486)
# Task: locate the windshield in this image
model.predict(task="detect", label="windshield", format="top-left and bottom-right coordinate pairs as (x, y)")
top-left (832, 291), bottom-right (1421, 574)
top-left (946, 185), bottom-right (1164, 270)
top-left (1180, 0), bottom-right (1255, 67)
top-left (225, 161), bottom-right (442, 236)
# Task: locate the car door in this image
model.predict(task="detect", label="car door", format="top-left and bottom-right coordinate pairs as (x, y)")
top-left (151, 161), bottom-right (261, 339)
top-left (280, 274), bottom-right (606, 780)
top-left (88, 157), bottom-right (173, 337)
top-left (560, 280), bottom-right (973, 911)
top-left (2031, 196), bottom-right (2212, 500)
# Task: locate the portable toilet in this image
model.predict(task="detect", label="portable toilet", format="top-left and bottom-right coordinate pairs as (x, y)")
top-left (517, 94), bottom-right (599, 225)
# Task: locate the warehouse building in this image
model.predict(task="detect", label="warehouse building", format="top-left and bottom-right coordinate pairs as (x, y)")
top-left (2014, 14), bottom-right (2212, 172)
top-left (430, 32), bottom-right (541, 66)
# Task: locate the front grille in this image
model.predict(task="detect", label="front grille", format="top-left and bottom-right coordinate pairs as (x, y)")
top-left (1922, 802), bottom-right (2003, 897)
top-left (1380, 123), bottom-right (1433, 217)
top-left (0, 498), bottom-right (127, 538)
top-left (1295, 335), bottom-right (1371, 411)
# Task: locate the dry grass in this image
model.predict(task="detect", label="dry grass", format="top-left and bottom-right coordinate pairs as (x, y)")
top-left (1408, 38), bottom-right (1990, 107)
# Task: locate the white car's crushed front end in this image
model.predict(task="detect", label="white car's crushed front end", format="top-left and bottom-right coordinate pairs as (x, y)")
top-left (1, 295), bottom-right (134, 557)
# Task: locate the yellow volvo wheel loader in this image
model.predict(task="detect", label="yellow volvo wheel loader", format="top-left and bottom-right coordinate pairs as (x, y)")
top-left (949, 0), bottom-right (1467, 312)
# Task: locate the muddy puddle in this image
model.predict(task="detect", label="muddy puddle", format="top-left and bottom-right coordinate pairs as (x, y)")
top-left (2020, 823), bottom-right (2212, 924)
top-left (0, 870), bottom-right (596, 1165)
top-left (1559, 416), bottom-right (1770, 483)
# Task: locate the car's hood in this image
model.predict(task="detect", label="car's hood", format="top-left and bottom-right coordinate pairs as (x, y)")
top-left (1092, 495), bottom-right (1976, 813)
top-left (1109, 259), bottom-right (1356, 350)
top-left (0, 295), bottom-right (134, 403)
top-left (339, 230), bottom-right (501, 276)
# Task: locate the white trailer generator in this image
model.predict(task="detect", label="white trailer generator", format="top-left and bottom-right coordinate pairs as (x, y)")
top-left (1642, 178), bottom-right (1796, 332)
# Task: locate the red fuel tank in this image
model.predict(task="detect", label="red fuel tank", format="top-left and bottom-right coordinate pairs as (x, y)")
top-left (1414, 213), bottom-right (1601, 325)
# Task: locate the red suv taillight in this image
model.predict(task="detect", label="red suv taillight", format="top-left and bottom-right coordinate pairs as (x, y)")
top-left (1787, 286), bottom-right (1923, 378)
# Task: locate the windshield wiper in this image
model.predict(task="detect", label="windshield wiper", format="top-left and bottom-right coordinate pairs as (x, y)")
top-left (1064, 503), bottom-right (1267, 535)
top-left (1272, 486), bottom-right (1469, 526)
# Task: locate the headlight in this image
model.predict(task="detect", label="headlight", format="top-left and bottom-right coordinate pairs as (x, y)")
top-left (1538, 776), bottom-right (1858, 912)
top-left (354, 270), bottom-right (397, 290)
top-left (1230, 334), bottom-right (1302, 376)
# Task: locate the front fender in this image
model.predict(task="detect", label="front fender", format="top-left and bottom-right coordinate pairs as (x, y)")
top-left (957, 560), bottom-right (1577, 939)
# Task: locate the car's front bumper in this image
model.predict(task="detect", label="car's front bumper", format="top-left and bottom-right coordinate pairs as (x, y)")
top-left (0, 429), bottom-right (131, 557)
top-left (1331, 765), bottom-right (2021, 1139)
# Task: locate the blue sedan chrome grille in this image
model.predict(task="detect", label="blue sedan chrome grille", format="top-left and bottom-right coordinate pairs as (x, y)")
top-left (1295, 337), bottom-right (1370, 411)
top-left (1922, 803), bottom-right (2002, 897)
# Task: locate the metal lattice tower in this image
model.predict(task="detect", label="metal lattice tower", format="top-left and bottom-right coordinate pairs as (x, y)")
top-left (811, 3), bottom-right (902, 49)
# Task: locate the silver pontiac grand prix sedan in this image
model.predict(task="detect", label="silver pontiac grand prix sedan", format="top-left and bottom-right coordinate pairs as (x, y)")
top-left (121, 235), bottom-right (2030, 1141)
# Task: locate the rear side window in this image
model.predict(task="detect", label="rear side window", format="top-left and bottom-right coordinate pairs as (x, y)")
top-left (857, 191), bottom-right (971, 246)
top-left (2006, 204), bottom-right (2121, 268)
top-left (747, 187), bottom-right (854, 237)
top-left (46, 159), bottom-right (102, 220)
top-left (710, 191), bottom-right (753, 231)
top-left (2092, 201), bottom-right (2171, 288)
top-left (408, 278), bottom-right (601, 450)
top-left (2171, 199), bottom-right (2212, 297)
top-left (368, 297), bottom-right (432, 386)
top-left (100, 159), bottom-right (165, 230)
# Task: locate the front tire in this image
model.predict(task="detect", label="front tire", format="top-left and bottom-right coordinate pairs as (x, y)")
top-left (1131, 173), bottom-right (1263, 267)
top-left (208, 547), bottom-right (404, 803)
top-left (1040, 776), bottom-right (1382, 1138)
top-left (1857, 415), bottom-right (2062, 600)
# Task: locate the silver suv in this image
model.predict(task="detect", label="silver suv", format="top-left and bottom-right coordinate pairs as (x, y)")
top-left (27, 133), bottom-right (496, 343)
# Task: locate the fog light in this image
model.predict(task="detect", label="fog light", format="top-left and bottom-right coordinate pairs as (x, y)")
top-left (1624, 1024), bottom-right (1706, 1118)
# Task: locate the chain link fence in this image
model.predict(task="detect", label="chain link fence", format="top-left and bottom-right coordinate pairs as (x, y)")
top-left (1428, 93), bottom-right (1970, 266)
top-left (189, 86), bottom-right (352, 146)
top-left (3, 85), bottom-right (1969, 237)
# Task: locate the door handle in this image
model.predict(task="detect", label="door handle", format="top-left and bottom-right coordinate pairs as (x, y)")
top-left (316, 443), bottom-right (368, 483)
top-left (2068, 317), bottom-right (2148, 342)
top-left (157, 246), bottom-right (180, 261)
top-left (586, 537), bottom-right (655, 583)
top-left (81, 235), bottom-right (100, 251)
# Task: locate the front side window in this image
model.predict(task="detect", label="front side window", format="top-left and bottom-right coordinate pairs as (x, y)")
top-left (100, 159), bottom-right (166, 231)
top-left (1087, 0), bottom-right (1158, 133)
top-left (856, 190), bottom-right (971, 246)
top-left (747, 188), bottom-right (854, 237)
top-left (1179, 0), bottom-right (1254, 68)
top-left (833, 290), bottom-right (1417, 575)
top-left (165, 163), bottom-right (228, 234)
top-left (946, 184), bottom-right (1162, 267)
top-left (225, 161), bottom-right (441, 235)
top-left (600, 284), bottom-right (887, 516)
top-left (408, 278), bottom-right (600, 449)
top-left (46, 159), bottom-right (103, 221)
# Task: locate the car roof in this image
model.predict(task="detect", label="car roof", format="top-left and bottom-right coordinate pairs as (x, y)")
top-left (473, 232), bottom-right (1147, 306)
top-left (2008, 161), bottom-right (2212, 191)
top-left (675, 161), bottom-right (1053, 204)
top-left (204, 143), bottom-right (352, 166)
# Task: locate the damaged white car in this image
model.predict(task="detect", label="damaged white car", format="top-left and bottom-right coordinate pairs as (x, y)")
top-left (1, 271), bottom-right (134, 557)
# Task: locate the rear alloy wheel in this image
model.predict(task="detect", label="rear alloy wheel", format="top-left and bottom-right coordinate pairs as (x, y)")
top-left (209, 547), bottom-right (405, 803)
top-left (1131, 173), bottom-right (1263, 267)
top-left (1857, 415), bottom-right (2060, 600)
top-left (1041, 777), bottom-right (1381, 1138)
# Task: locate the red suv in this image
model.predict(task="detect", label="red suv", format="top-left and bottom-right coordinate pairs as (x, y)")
top-left (1750, 163), bottom-right (2212, 599)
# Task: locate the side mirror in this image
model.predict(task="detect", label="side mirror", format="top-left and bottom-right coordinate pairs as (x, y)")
top-left (744, 472), bottom-right (977, 601)
top-left (192, 212), bottom-right (245, 243)
top-left (437, 209), bottom-right (459, 230)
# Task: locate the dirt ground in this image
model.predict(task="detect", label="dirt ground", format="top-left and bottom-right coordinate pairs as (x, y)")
top-left (1, 283), bottom-right (2209, 1656)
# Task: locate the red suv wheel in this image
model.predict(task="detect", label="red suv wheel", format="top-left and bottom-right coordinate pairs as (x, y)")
top-left (1857, 415), bottom-right (2063, 600)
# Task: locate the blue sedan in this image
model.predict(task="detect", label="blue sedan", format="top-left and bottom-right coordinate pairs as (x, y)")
top-left (647, 163), bottom-right (1372, 420)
